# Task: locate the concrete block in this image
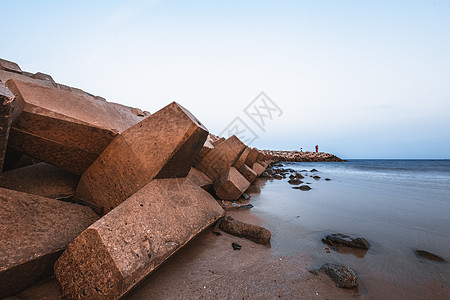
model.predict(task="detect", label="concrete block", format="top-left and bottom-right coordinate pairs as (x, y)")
top-left (257, 152), bottom-right (264, 162)
top-left (195, 135), bottom-right (246, 182)
top-left (234, 147), bottom-right (250, 170)
top-left (187, 167), bottom-right (213, 191)
top-left (214, 167), bottom-right (250, 201)
top-left (55, 178), bottom-right (224, 299)
top-left (194, 136), bottom-right (214, 165)
top-left (238, 164), bottom-right (257, 183)
top-left (0, 188), bottom-right (98, 298)
top-left (5, 79), bottom-right (142, 174)
top-left (0, 58), bottom-right (22, 74)
top-left (33, 72), bottom-right (55, 85)
top-left (245, 147), bottom-right (260, 167)
top-left (0, 162), bottom-right (79, 199)
top-left (75, 102), bottom-right (208, 214)
top-left (0, 82), bottom-right (15, 172)
top-left (253, 162), bottom-right (266, 176)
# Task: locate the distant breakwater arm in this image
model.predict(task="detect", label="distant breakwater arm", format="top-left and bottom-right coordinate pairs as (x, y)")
top-left (261, 150), bottom-right (345, 162)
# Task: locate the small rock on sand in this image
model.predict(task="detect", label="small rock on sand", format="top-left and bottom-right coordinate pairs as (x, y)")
top-left (232, 243), bottom-right (242, 250)
top-left (323, 233), bottom-right (370, 250)
top-left (320, 263), bottom-right (358, 288)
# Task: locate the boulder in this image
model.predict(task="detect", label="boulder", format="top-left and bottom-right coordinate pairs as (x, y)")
top-left (0, 82), bottom-right (15, 172)
top-left (54, 178), bottom-right (224, 300)
top-left (194, 136), bottom-right (214, 165)
top-left (0, 162), bottom-right (79, 199)
top-left (323, 233), bottom-right (370, 250)
top-left (320, 263), bottom-right (358, 288)
top-left (75, 102), bottom-right (208, 214)
top-left (214, 167), bottom-right (251, 201)
top-left (292, 185), bottom-right (311, 191)
top-left (414, 250), bottom-right (447, 262)
top-left (234, 147), bottom-right (250, 170)
top-left (288, 178), bottom-right (303, 185)
top-left (186, 167), bottom-right (213, 191)
top-left (0, 188), bottom-right (98, 298)
top-left (219, 216), bottom-right (271, 245)
top-left (5, 79), bottom-right (143, 174)
top-left (238, 164), bottom-right (257, 183)
top-left (195, 135), bottom-right (246, 182)
top-left (252, 162), bottom-right (266, 176)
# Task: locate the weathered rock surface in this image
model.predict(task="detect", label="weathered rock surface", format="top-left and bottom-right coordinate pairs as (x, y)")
top-left (54, 178), bottom-right (224, 300)
top-left (0, 82), bottom-right (15, 172)
top-left (219, 216), bottom-right (271, 245)
top-left (260, 149), bottom-right (344, 162)
top-left (245, 148), bottom-right (260, 167)
top-left (5, 79), bottom-right (143, 174)
top-left (0, 188), bottom-right (98, 298)
top-left (234, 147), bottom-right (250, 170)
top-left (187, 167), bottom-right (213, 191)
top-left (196, 135), bottom-right (246, 182)
top-left (252, 162), bottom-right (266, 177)
top-left (214, 167), bottom-right (251, 201)
top-left (320, 263), bottom-right (358, 288)
top-left (415, 250), bottom-right (447, 263)
top-left (288, 178), bottom-right (303, 185)
top-left (75, 102), bottom-right (208, 214)
top-left (0, 162), bottom-right (79, 199)
top-left (238, 164), bottom-right (257, 183)
top-left (323, 233), bottom-right (370, 250)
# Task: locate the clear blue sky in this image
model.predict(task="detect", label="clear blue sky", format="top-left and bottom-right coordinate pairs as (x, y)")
top-left (2, 0), bottom-right (449, 159)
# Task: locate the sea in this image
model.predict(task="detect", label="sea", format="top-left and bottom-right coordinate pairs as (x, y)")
top-left (246, 159), bottom-right (450, 299)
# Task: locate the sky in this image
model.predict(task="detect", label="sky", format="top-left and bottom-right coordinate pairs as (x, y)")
top-left (2, 0), bottom-right (449, 159)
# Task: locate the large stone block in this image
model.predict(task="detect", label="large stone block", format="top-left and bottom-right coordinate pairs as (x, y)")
top-left (253, 162), bottom-right (266, 176)
top-left (245, 147), bottom-right (260, 167)
top-left (0, 58), bottom-right (22, 74)
top-left (238, 164), bottom-right (258, 183)
top-left (0, 162), bottom-right (79, 199)
top-left (55, 178), bottom-right (224, 299)
top-left (194, 136), bottom-right (214, 165)
top-left (75, 102), bottom-right (208, 214)
top-left (257, 152), bottom-right (264, 162)
top-left (187, 167), bottom-right (213, 191)
top-left (214, 167), bottom-right (251, 201)
top-left (0, 82), bottom-right (15, 172)
top-left (0, 188), bottom-right (98, 298)
top-left (5, 79), bottom-right (143, 174)
top-left (195, 135), bottom-right (246, 182)
top-left (234, 147), bottom-right (250, 170)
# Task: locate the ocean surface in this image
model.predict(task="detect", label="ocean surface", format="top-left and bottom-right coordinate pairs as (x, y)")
top-left (246, 159), bottom-right (450, 299)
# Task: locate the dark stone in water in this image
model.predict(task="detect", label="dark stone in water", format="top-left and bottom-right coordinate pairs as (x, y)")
top-left (212, 231), bottom-right (221, 236)
top-left (232, 242), bottom-right (242, 250)
top-left (310, 169), bottom-right (318, 172)
top-left (320, 263), bottom-right (358, 288)
top-left (273, 174), bottom-right (283, 180)
top-left (292, 185), bottom-right (311, 191)
top-left (288, 178), bottom-right (303, 185)
top-left (324, 233), bottom-right (370, 250)
top-left (313, 175), bottom-right (321, 180)
top-left (325, 178), bottom-right (331, 181)
top-left (295, 173), bottom-right (304, 179)
top-left (415, 250), bottom-right (447, 262)
top-left (237, 204), bottom-right (253, 210)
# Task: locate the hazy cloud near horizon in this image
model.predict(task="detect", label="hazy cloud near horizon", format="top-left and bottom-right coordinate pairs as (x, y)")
top-left (2, 0), bottom-right (449, 159)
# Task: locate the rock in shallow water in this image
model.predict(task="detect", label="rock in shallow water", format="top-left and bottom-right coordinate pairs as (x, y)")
top-left (320, 263), bottom-right (358, 288)
top-left (292, 185), bottom-right (311, 191)
top-left (288, 178), bottom-right (303, 185)
top-left (219, 216), bottom-right (271, 245)
top-left (324, 233), bottom-right (370, 250)
top-left (415, 250), bottom-right (447, 262)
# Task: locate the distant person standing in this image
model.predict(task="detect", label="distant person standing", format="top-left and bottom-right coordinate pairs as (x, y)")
top-left (300, 147), bottom-right (303, 152)
top-left (315, 145), bottom-right (319, 153)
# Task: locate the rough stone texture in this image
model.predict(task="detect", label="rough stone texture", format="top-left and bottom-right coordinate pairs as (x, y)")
top-left (5, 79), bottom-right (143, 174)
top-left (195, 135), bottom-right (246, 182)
top-left (186, 167), bottom-right (213, 191)
top-left (320, 264), bottom-right (358, 288)
top-left (234, 147), bottom-right (250, 170)
top-left (238, 164), bottom-right (258, 183)
top-left (55, 178), bottom-right (224, 300)
top-left (0, 162), bottom-right (79, 199)
top-left (214, 167), bottom-right (250, 201)
top-left (245, 148), bottom-right (260, 167)
top-left (219, 216), bottom-right (271, 245)
top-left (212, 137), bottom-right (225, 146)
top-left (33, 72), bottom-right (55, 85)
top-left (252, 162), bottom-right (266, 176)
top-left (0, 58), bottom-right (22, 74)
top-left (75, 102), bottom-right (208, 214)
top-left (0, 188), bottom-right (98, 298)
top-left (194, 136), bottom-right (214, 165)
top-left (1, 82), bottom-right (15, 171)
top-left (256, 152), bottom-right (264, 162)
top-left (324, 233), bottom-right (371, 250)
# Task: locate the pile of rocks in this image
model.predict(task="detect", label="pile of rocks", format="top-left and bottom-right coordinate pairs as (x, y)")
top-left (0, 58), bottom-right (275, 299)
top-left (261, 150), bottom-right (344, 162)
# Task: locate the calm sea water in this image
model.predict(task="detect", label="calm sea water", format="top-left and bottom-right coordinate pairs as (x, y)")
top-left (245, 160), bottom-right (450, 299)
